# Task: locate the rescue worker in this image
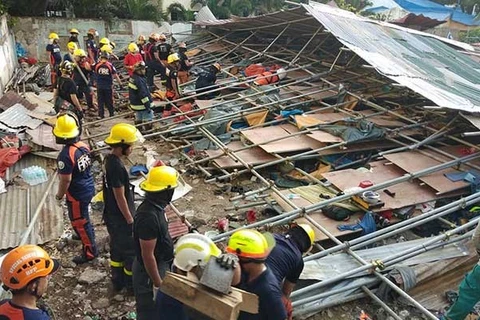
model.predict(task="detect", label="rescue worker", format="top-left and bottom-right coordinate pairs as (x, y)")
top-left (145, 33), bottom-right (164, 91)
top-left (68, 28), bottom-right (80, 47)
top-left (73, 48), bottom-right (95, 112)
top-left (128, 61), bottom-right (153, 132)
top-left (103, 123), bottom-right (138, 293)
top-left (46, 32), bottom-right (62, 87)
top-left (137, 34), bottom-right (146, 56)
top-left (63, 41), bottom-right (78, 62)
top-left (133, 165), bottom-right (178, 320)
top-left (195, 62), bottom-right (221, 100)
top-left (0, 245), bottom-right (59, 319)
top-left (266, 224), bottom-right (315, 320)
top-left (157, 34), bottom-right (172, 68)
top-left (95, 50), bottom-right (122, 119)
top-left (253, 68), bottom-right (287, 86)
top-left (54, 113), bottom-right (98, 264)
top-left (226, 229), bottom-right (288, 320)
top-left (99, 37), bottom-right (110, 52)
top-left (86, 28), bottom-right (99, 64)
top-left (124, 43), bottom-right (144, 77)
top-left (177, 42), bottom-right (193, 84)
top-left (165, 53), bottom-right (181, 101)
top-left (53, 61), bottom-right (84, 121)
top-left (442, 220), bottom-right (480, 319)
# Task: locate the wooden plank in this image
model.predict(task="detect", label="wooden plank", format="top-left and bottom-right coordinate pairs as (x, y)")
top-left (161, 272), bottom-right (258, 320)
top-left (280, 85), bottom-right (338, 101)
top-left (383, 151), bottom-right (470, 195)
top-left (241, 124), bottom-right (324, 154)
top-left (307, 130), bottom-right (344, 143)
top-left (205, 141), bottom-right (276, 169)
top-left (322, 160), bottom-right (440, 210)
top-left (202, 43), bottom-right (229, 53)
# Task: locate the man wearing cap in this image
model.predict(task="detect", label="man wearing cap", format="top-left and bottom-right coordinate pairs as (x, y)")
top-left (132, 165), bottom-right (178, 320)
top-left (266, 224), bottom-right (315, 319)
top-left (103, 123), bottom-right (138, 294)
top-left (0, 245), bottom-right (59, 319)
top-left (226, 229), bottom-right (288, 320)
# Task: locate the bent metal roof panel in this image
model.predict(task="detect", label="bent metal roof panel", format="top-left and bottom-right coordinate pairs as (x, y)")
top-left (195, 3), bottom-right (480, 112)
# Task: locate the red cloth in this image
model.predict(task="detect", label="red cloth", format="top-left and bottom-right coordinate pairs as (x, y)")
top-left (245, 64), bottom-right (266, 77)
top-left (124, 52), bottom-right (144, 76)
top-left (0, 148), bottom-right (21, 178)
top-left (254, 71), bottom-right (280, 86)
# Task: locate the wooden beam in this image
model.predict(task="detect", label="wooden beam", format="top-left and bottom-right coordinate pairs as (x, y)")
top-left (161, 272), bottom-right (259, 320)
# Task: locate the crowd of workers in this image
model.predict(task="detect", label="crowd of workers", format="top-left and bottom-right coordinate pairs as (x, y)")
top-left (1, 27), bottom-right (479, 320)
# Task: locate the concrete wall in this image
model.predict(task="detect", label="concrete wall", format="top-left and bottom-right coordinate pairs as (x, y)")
top-left (12, 17), bottom-right (192, 63)
top-left (0, 15), bottom-right (18, 97)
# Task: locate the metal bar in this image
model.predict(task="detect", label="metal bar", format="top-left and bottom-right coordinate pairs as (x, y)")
top-left (362, 286), bottom-right (402, 320)
top-left (290, 27), bottom-right (323, 66)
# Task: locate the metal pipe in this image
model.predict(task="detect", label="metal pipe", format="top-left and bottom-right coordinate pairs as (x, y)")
top-left (293, 292), bottom-right (369, 317)
top-left (362, 286), bottom-right (403, 320)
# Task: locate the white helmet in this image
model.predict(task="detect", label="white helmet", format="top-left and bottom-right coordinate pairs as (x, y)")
top-left (277, 68), bottom-right (287, 80)
top-left (173, 234), bottom-right (222, 272)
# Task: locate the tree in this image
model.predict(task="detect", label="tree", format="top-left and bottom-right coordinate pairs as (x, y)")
top-left (125, 0), bottom-right (163, 22)
top-left (167, 2), bottom-right (187, 21)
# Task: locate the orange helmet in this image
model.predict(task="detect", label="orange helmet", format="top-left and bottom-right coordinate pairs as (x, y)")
top-left (159, 34), bottom-right (167, 41)
top-left (149, 33), bottom-right (160, 41)
top-left (1, 245), bottom-right (59, 290)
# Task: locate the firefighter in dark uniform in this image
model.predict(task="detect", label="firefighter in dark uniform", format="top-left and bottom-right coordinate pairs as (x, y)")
top-left (86, 28), bottom-right (99, 64)
top-left (195, 63), bottom-right (221, 100)
top-left (53, 61), bottom-right (84, 125)
top-left (54, 113), bottom-right (98, 264)
top-left (128, 61), bottom-right (153, 133)
top-left (0, 245), bottom-right (59, 320)
top-left (46, 32), bottom-right (62, 87)
top-left (95, 50), bottom-right (122, 119)
top-left (73, 49), bottom-right (95, 112)
top-left (177, 42), bottom-right (192, 84)
top-left (68, 28), bottom-right (80, 47)
top-left (161, 53), bottom-right (181, 118)
top-left (133, 165), bottom-right (178, 320)
top-left (157, 34), bottom-right (172, 78)
top-left (103, 123), bottom-right (138, 293)
top-left (266, 224), bottom-right (315, 319)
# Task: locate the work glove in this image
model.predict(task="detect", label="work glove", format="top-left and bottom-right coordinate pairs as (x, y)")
top-left (55, 195), bottom-right (63, 207)
top-left (216, 253), bottom-right (239, 270)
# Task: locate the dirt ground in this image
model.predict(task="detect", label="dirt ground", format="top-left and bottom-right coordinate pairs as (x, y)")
top-left (33, 110), bottom-right (448, 320)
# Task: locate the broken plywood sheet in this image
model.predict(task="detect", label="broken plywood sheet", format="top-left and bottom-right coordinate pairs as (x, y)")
top-left (205, 141), bottom-right (276, 169)
top-left (318, 140), bottom-right (396, 157)
top-left (280, 85), bottom-right (337, 101)
top-left (307, 130), bottom-right (344, 143)
top-left (270, 190), bottom-right (363, 241)
top-left (322, 160), bottom-right (439, 210)
top-left (241, 124), bottom-right (324, 154)
top-left (202, 43), bottom-right (230, 53)
top-left (383, 151), bottom-right (470, 195)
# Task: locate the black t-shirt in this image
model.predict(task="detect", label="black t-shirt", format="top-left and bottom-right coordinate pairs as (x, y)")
top-left (157, 42), bottom-right (172, 61)
top-left (165, 68), bottom-right (178, 91)
top-left (195, 67), bottom-right (217, 90)
top-left (103, 154), bottom-right (136, 223)
top-left (178, 49), bottom-right (190, 72)
top-left (133, 199), bottom-right (174, 265)
top-left (266, 234), bottom-right (304, 284)
top-left (236, 269), bottom-right (287, 320)
top-left (56, 77), bottom-right (78, 104)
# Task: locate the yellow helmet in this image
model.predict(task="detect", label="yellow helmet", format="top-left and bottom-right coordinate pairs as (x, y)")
top-left (173, 234), bottom-right (222, 272)
top-left (104, 123), bottom-right (138, 145)
top-left (69, 28), bottom-right (79, 34)
top-left (99, 37), bottom-right (110, 46)
top-left (140, 166), bottom-right (178, 192)
top-left (298, 224), bottom-right (315, 246)
top-left (100, 44), bottom-right (113, 54)
top-left (226, 229), bottom-right (275, 260)
top-left (49, 32), bottom-right (59, 40)
top-left (167, 53), bottom-right (180, 64)
top-left (53, 113), bottom-right (80, 139)
top-left (74, 48), bottom-right (86, 57)
top-left (67, 41), bottom-right (78, 51)
top-left (128, 42), bottom-right (139, 53)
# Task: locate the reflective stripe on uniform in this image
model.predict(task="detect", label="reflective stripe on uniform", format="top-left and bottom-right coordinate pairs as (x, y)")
top-left (141, 97), bottom-right (149, 103)
top-left (110, 260), bottom-right (124, 267)
top-left (123, 268), bottom-right (133, 276)
top-left (128, 82), bottom-right (138, 90)
top-left (130, 104), bottom-right (146, 111)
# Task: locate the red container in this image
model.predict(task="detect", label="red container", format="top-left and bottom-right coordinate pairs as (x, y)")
top-left (359, 180), bottom-right (373, 188)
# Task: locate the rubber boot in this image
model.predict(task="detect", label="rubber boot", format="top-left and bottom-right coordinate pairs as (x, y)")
top-left (111, 264), bottom-right (125, 291)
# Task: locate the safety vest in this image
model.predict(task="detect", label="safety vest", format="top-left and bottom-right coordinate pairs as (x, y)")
top-left (254, 71), bottom-right (280, 86)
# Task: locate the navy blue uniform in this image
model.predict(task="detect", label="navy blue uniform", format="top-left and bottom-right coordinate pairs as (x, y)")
top-left (236, 269), bottom-right (287, 320)
top-left (195, 66), bottom-right (219, 100)
top-left (145, 43), bottom-right (165, 89)
top-left (57, 141), bottom-right (97, 260)
top-left (0, 300), bottom-right (50, 320)
top-left (86, 39), bottom-right (98, 63)
top-left (95, 60), bottom-right (117, 118)
top-left (46, 43), bottom-right (62, 66)
top-left (128, 73), bottom-right (152, 111)
top-left (266, 234), bottom-right (304, 285)
top-left (73, 60), bottom-right (94, 110)
top-left (63, 53), bottom-right (74, 62)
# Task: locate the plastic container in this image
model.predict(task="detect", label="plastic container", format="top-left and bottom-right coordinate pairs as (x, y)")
top-left (21, 166), bottom-right (48, 186)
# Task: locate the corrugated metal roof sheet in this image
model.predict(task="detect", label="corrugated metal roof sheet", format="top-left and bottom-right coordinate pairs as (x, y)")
top-left (304, 2), bottom-right (480, 112)
top-left (195, 5), bottom-right (217, 23)
top-left (0, 103), bottom-right (43, 129)
top-left (0, 155), bottom-right (63, 250)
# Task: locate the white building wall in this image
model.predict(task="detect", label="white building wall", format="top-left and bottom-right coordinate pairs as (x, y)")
top-left (0, 15), bottom-right (18, 97)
